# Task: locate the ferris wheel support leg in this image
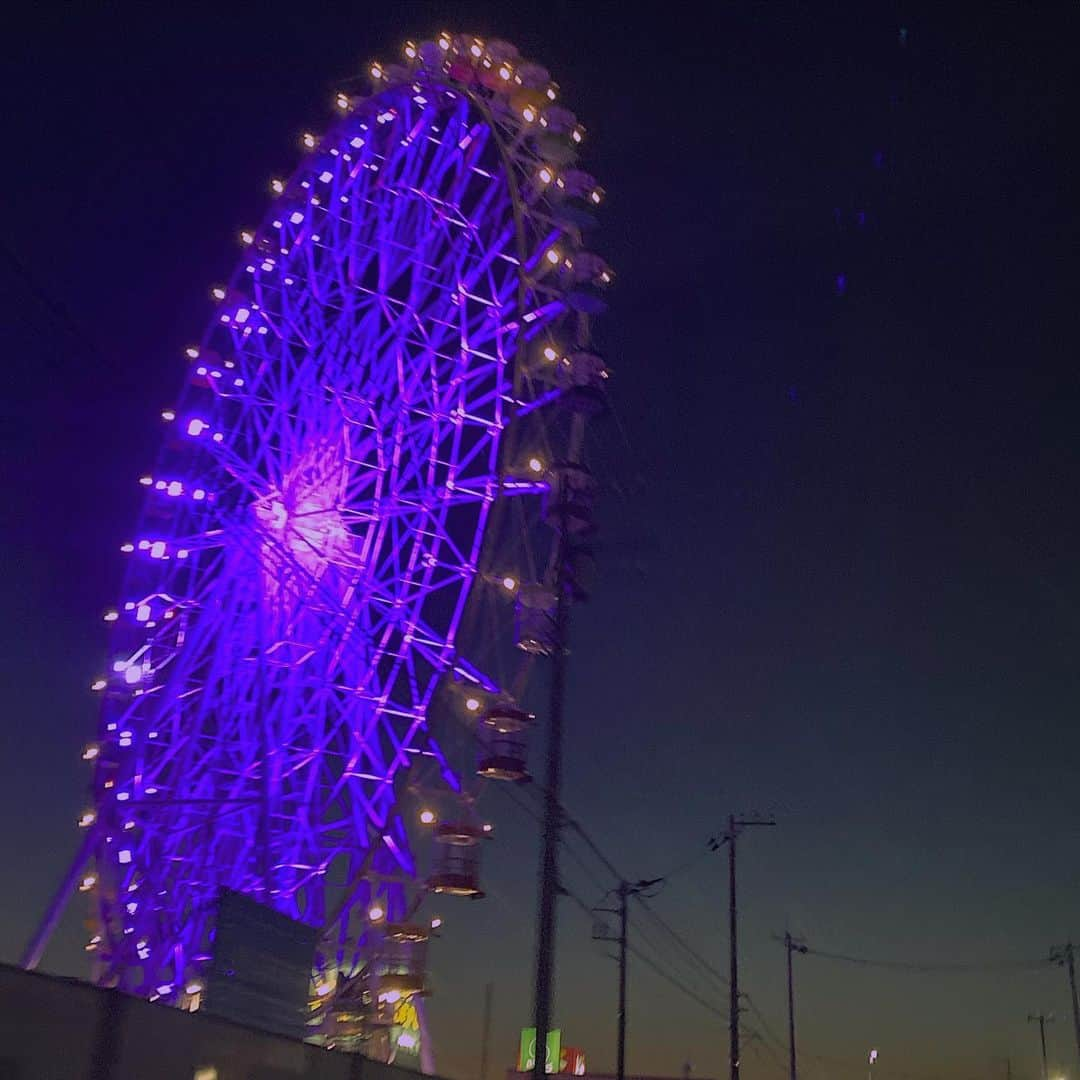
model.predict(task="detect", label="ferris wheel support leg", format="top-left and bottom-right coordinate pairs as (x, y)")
top-left (20, 830), bottom-right (94, 971)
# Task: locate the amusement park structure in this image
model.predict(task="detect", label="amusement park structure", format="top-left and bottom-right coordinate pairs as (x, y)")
top-left (22, 30), bottom-right (610, 1065)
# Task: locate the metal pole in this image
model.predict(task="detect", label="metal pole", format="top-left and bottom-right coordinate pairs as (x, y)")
top-left (1064, 944), bottom-right (1080, 1068)
top-left (20, 829), bottom-right (95, 970)
top-left (710, 815), bottom-right (773, 1080)
top-left (786, 934), bottom-right (796, 1080)
top-left (617, 882), bottom-right (629, 1080)
top-left (728, 814), bottom-right (739, 1080)
top-left (532, 495), bottom-right (571, 1080)
top-left (1028, 1013), bottom-right (1051, 1080)
top-left (480, 981), bottom-right (493, 1080)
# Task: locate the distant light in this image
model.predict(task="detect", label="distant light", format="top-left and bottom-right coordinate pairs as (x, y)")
top-left (315, 981), bottom-right (332, 997)
top-left (185, 345), bottom-right (200, 359)
top-left (185, 981), bottom-right (203, 995)
top-left (161, 410), bottom-right (175, 422)
top-left (538, 166), bottom-right (554, 185)
top-left (501, 576), bottom-right (517, 591)
top-left (79, 810), bottom-right (96, 828)
top-left (430, 916), bottom-right (442, 929)
top-left (103, 610), bottom-right (119, 623)
top-left (465, 697), bottom-right (481, 712)
top-left (420, 809), bottom-right (436, 825)
top-left (211, 286), bottom-right (226, 300)
top-left (240, 230), bottom-right (254, 245)
top-left (118, 849), bottom-right (133, 864)
top-left (869, 1051), bottom-right (878, 1065)
top-left (301, 132), bottom-right (317, 149)
top-left (482, 823), bottom-right (493, 833)
top-left (545, 249), bottom-right (560, 265)
top-left (528, 457), bottom-right (544, 474)
top-left (368, 904), bottom-right (385, 921)
top-left (79, 874), bottom-right (97, 892)
top-left (90, 680), bottom-right (106, 692)
top-left (271, 178), bottom-right (285, 194)
top-left (187, 419), bottom-right (206, 436)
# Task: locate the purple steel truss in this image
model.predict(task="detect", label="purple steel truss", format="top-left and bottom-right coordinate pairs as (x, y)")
top-left (59, 33), bottom-right (609, 1017)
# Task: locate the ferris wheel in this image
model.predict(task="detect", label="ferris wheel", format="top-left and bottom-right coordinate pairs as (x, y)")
top-left (35, 30), bottom-right (610, 1044)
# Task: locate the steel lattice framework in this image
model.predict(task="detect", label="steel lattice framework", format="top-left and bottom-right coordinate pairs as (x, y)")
top-left (61, 33), bottom-right (610, 1016)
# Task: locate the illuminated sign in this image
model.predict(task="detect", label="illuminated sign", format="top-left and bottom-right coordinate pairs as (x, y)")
top-left (518, 1028), bottom-right (561, 1073)
top-left (391, 996), bottom-right (422, 1066)
top-left (561, 1047), bottom-right (586, 1075)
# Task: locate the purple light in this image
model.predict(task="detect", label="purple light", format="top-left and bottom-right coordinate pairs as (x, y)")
top-left (80, 44), bottom-right (607, 1012)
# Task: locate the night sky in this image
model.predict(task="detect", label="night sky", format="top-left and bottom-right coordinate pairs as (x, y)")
top-left (2, 5), bottom-right (1078, 1080)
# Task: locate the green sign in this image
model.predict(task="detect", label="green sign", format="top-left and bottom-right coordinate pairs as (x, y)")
top-left (518, 1028), bottom-right (561, 1073)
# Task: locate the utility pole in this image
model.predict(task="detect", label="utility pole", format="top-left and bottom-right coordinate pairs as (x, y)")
top-left (1028, 1013), bottom-right (1053, 1080)
top-left (594, 878), bottom-right (663, 1080)
top-left (709, 814), bottom-right (776, 1080)
top-left (781, 933), bottom-right (808, 1080)
top-left (479, 981), bottom-right (493, 1080)
top-left (532, 481), bottom-right (573, 1080)
top-left (1050, 943), bottom-right (1080, 1069)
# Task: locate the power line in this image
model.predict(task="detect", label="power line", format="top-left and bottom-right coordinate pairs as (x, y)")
top-left (804, 944), bottom-right (1051, 974)
top-left (565, 813), bottom-right (624, 881)
top-left (491, 776), bottom-right (734, 1019)
top-left (633, 896), bottom-right (730, 988)
top-left (626, 939), bottom-right (725, 1018)
top-left (561, 882), bottom-right (725, 1020)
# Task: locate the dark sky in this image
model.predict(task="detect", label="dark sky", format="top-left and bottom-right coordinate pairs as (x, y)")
top-left (2, 4), bottom-right (1078, 1080)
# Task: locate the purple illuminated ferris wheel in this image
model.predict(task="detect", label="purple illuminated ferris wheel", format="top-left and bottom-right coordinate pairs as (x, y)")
top-left (33, 31), bottom-right (610, 1037)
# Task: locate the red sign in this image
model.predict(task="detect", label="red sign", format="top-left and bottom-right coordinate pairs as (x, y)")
top-left (560, 1047), bottom-right (586, 1076)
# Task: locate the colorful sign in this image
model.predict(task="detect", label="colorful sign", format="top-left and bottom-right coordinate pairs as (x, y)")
top-left (561, 1047), bottom-right (587, 1075)
top-left (390, 996), bottom-right (422, 1066)
top-left (518, 1028), bottom-right (561, 1073)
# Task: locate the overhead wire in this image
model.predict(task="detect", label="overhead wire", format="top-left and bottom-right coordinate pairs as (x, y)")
top-left (493, 776), bottom-right (735, 1018)
top-left (560, 880), bottom-right (726, 1019)
top-left (802, 943), bottom-right (1052, 974)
